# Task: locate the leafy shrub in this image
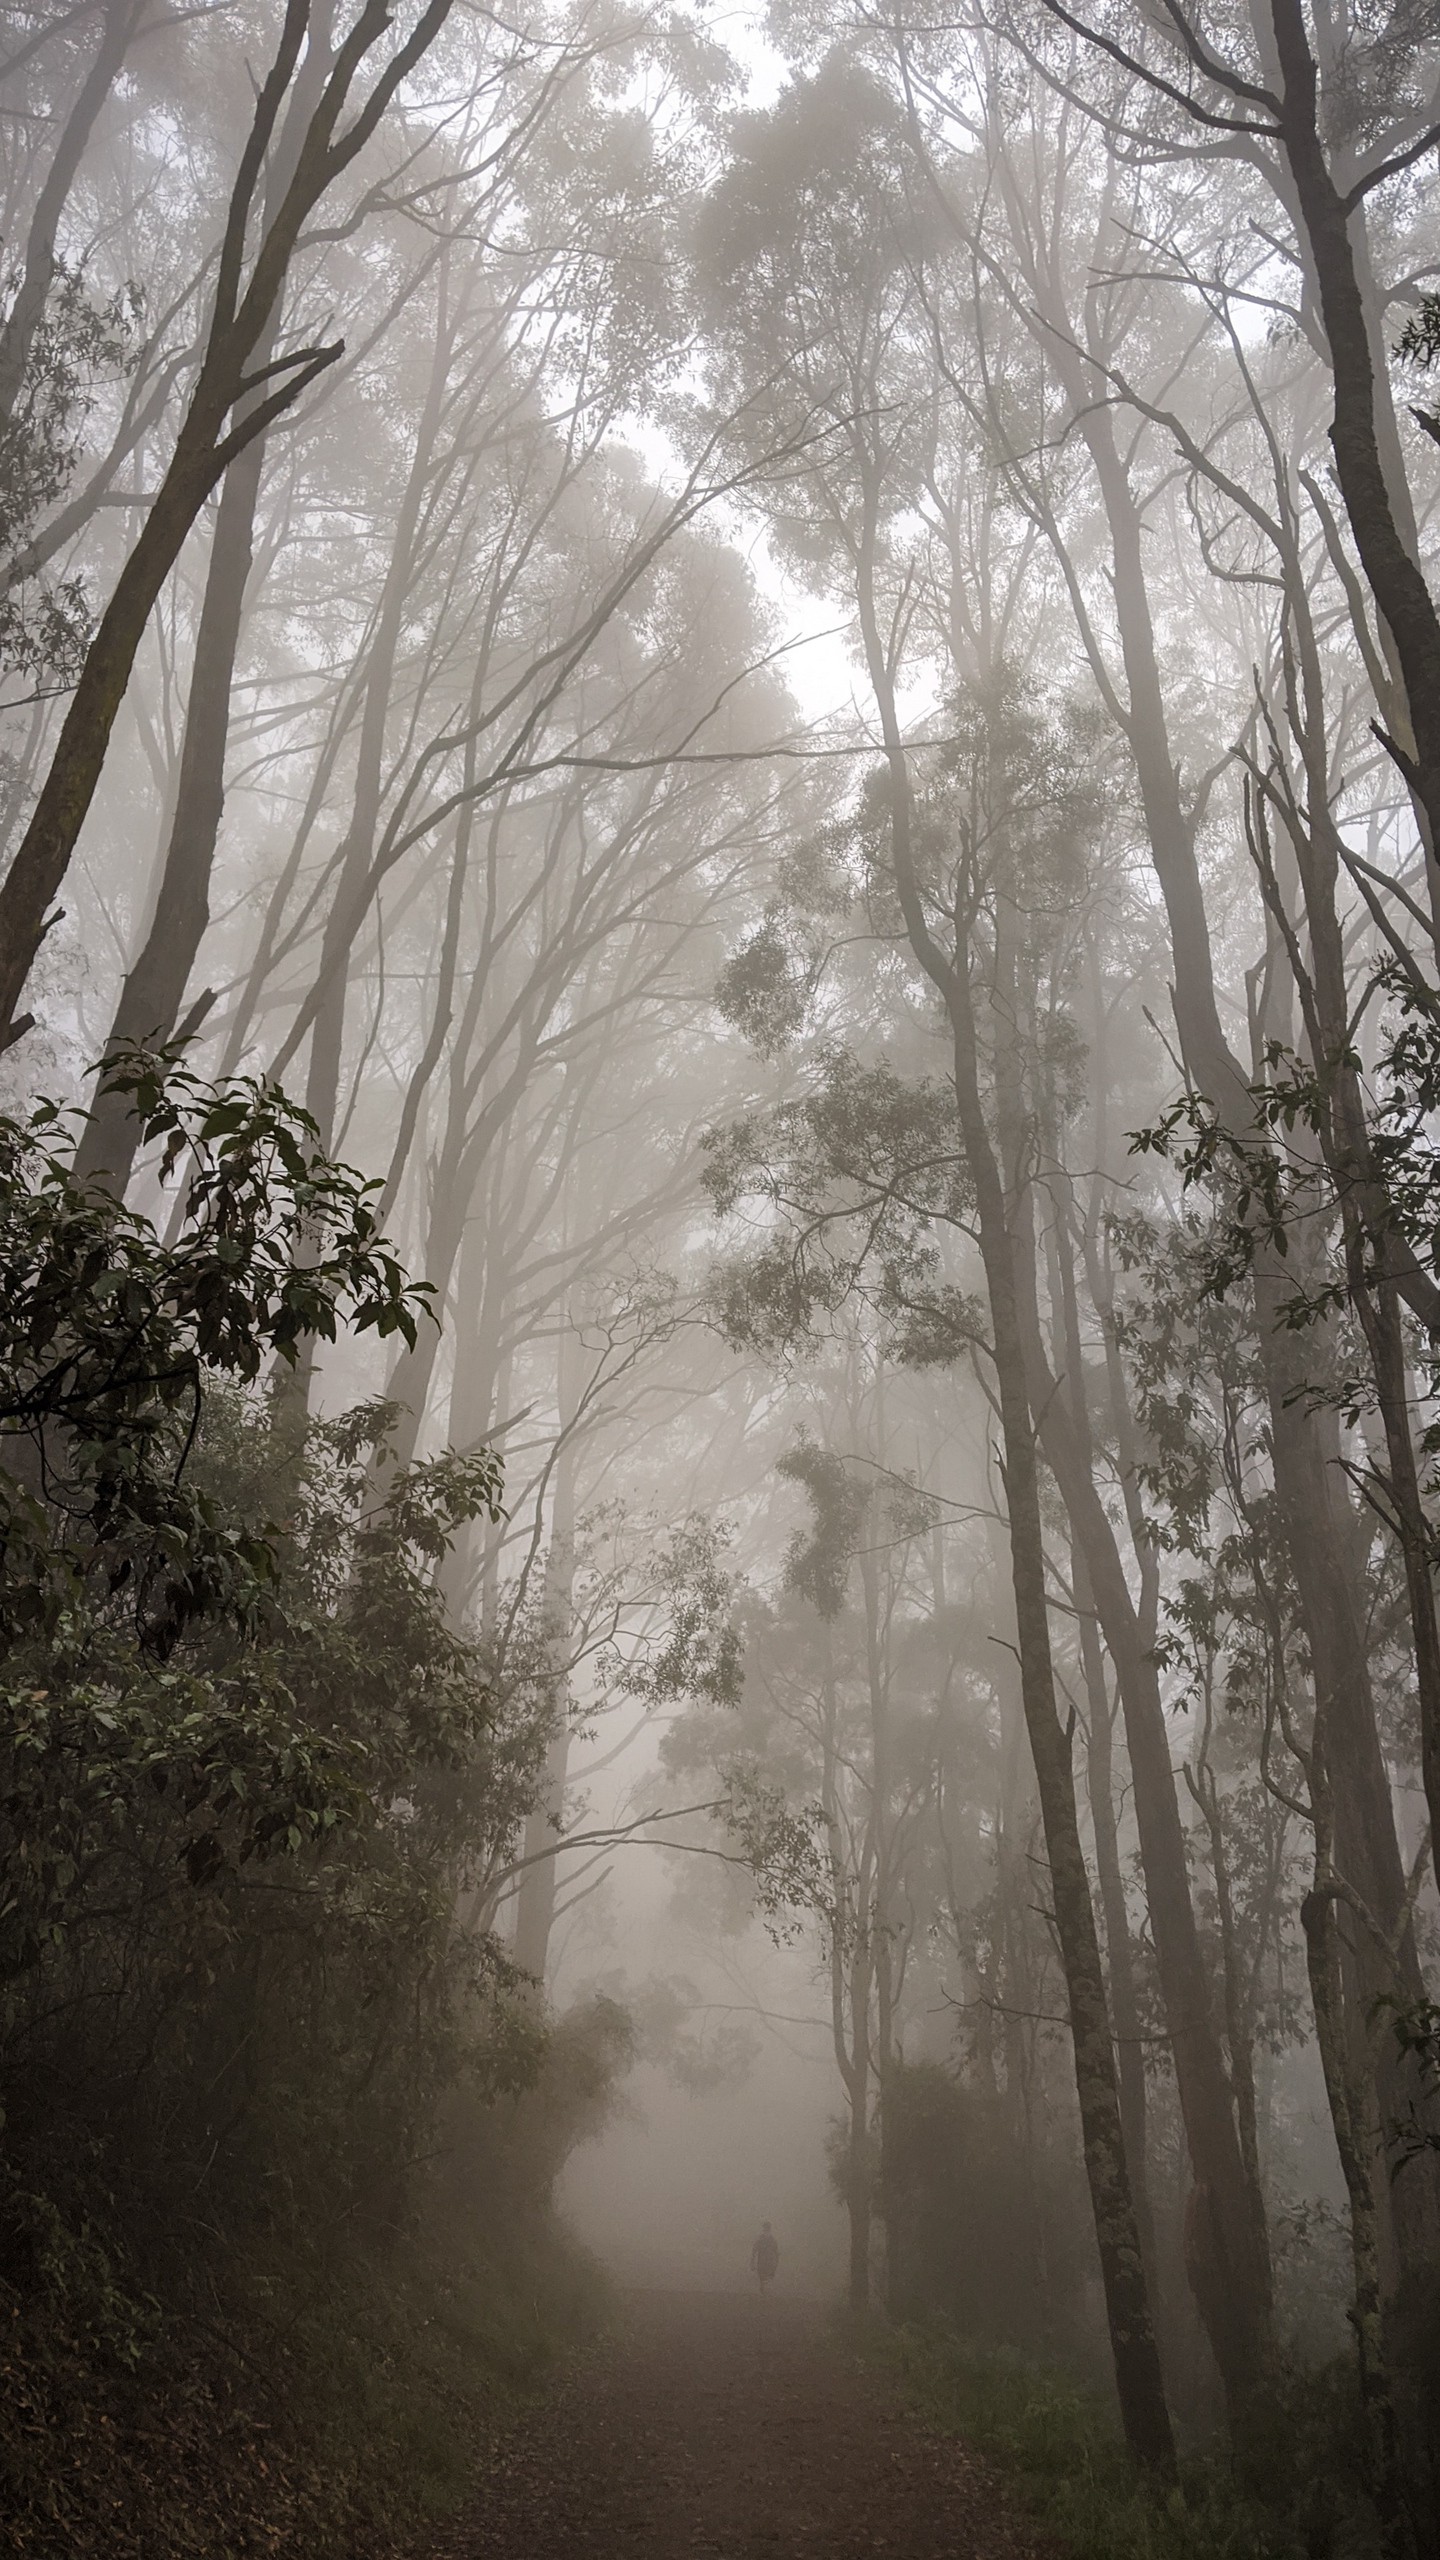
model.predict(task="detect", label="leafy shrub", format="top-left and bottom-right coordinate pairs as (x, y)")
top-left (0, 1063), bottom-right (613, 2555)
top-left (866, 2321), bottom-right (1383, 2560)
top-left (882, 2060), bottom-right (1091, 2360)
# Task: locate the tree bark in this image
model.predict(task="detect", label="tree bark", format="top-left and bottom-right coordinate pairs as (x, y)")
top-left (1299, 1754), bottom-right (1416, 2558)
top-left (1074, 1542), bottom-right (1159, 2298)
top-left (300, 260), bottom-right (454, 1152)
top-left (511, 1353), bottom-right (579, 1989)
top-left (1264, 0), bottom-right (1440, 878)
top-left (1023, 1260), bottom-right (1275, 2422)
top-left (74, 428), bottom-right (264, 1183)
top-left (0, 0), bottom-right (456, 1042)
top-left (1061, 381), bottom-right (1440, 2300)
top-left (74, 12), bottom-right (340, 1190)
top-left (0, 0), bottom-right (142, 430)
top-left (860, 550), bottom-right (1174, 2469)
top-left (823, 1639), bottom-right (875, 2316)
top-left (1011, 916), bottom-right (1273, 2424)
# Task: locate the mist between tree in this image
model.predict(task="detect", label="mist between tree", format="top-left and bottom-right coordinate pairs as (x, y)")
top-left (1, 2), bottom-right (1440, 2556)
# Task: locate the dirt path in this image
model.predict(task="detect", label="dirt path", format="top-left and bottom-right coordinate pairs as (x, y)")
top-left (423, 2289), bottom-right (1051, 2560)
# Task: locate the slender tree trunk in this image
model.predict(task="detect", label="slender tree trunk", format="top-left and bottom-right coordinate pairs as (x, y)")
top-left (1015, 935), bottom-right (1272, 2424)
top-left (1185, 1738), bottom-right (1268, 2275)
top-left (0, 0), bottom-right (455, 1042)
top-left (859, 1527), bottom-right (904, 2313)
top-left (1264, 0), bottom-right (1440, 872)
top-left (1027, 1302), bottom-right (1275, 2418)
top-left (1254, 736), bottom-right (1440, 1905)
top-left (847, 2115), bottom-right (872, 2311)
top-left (0, 0), bottom-right (142, 429)
top-left (0, 387), bottom-right (295, 1040)
top-left (301, 284), bottom-right (452, 1152)
top-left (510, 1717), bottom-right (572, 1986)
top-left (75, 15), bottom-right (340, 1189)
top-left (437, 1207), bottom-right (510, 1622)
top-left (1074, 1543), bottom-right (1158, 2296)
top-left (511, 1362), bottom-right (579, 1990)
top-left (1064, 385), bottom-right (1440, 2302)
top-left (820, 1634), bottom-right (874, 2316)
top-left (1300, 1778), bottom-right (1415, 2558)
top-left (74, 433), bottom-right (264, 1181)
top-left (863, 558), bottom-right (1172, 2464)
top-left (846, 1867), bottom-right (875, 2316)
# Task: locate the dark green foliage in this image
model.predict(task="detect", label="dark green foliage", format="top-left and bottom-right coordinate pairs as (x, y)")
top-left (614, 1515), bottom-right (744, 1709)
top-left (1395, 291), bottom-right (1440, 448)
top-left (0, 1056), bottom-right (459, 1985)
top-left (1395, 290), bottom-right (1440, 370)
top-left (705, 1051), bottom-right (970, 1230)
top-left (0, 1065), bottom-right (610, 2556)
top-left (0, 1044), bottom-right (432, 1658)
top-left (1385, 1999), bottom-right (1440, 2165)
top-left (704, 1051), bottom-right (975, 1363)
top-left (693, 50), bottom-right (922, 312)
top-left (443, 1993), bottom-right (638, 2223)
top-left (777, 1440), bottom-right (869, 1618)
top-left (865, 2319), bottom-right (1384, 2560)
top-left (1132, 974), bottom-right (1440, 1429)
top-left (0, 263), bottom-right (139, 684)
top-left (0, 1380), bottom-right (541, 2549)
top-left (0, 2050), bottom-right (615, 2560)
top-left (705, 677), bottom-right (1100, 1381)
top-left (714, 914), bottom-right (819, 1056)
top-left (882, 2062), bottom-right (1089, 2359)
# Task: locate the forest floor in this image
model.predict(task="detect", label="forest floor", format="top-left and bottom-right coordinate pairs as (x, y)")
top-left (415, 2288), bottom-right (1055, 2560)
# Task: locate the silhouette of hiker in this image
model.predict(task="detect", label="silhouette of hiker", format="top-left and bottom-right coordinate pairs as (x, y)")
top-left (750, 2220), bottom-right (779, 2293)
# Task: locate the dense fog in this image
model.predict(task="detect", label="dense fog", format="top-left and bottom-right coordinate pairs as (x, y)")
top-left (3, 3), bottom-right (1440, 2554)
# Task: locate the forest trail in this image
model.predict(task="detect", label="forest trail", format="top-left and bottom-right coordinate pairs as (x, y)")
top-left (422, 2290), bottom-right (1051, 2560)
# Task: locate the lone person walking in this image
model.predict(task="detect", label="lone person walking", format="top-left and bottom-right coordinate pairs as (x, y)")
top-left (750, 2220), bottom-right (779, 2293)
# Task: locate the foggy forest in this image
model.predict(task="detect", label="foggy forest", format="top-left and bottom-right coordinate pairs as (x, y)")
top-left (2, 2), bottom-right (1440, 2555)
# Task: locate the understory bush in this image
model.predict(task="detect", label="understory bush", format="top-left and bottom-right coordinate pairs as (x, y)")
top-left (0, 2073), bottom-right (619, 2560)
top-left (882, 2060), bottom-right (1094, 2362)
top-left (862, 2319), bottom-right (1388, 2560)
top-left (0, 1061), bottom-right (620, 2555)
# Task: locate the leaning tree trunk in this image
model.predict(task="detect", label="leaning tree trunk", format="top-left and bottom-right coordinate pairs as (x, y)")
top-left (1264, 0), bottom-right (1440, 879)
top-left (0, 0), bottom-right (457, 1043)
top-left (299, 281), bottom-right (453, 1155)
top-left (0, 0), bottom-right (142, 430)
top-left (74, 15), bottom-right (340, 1190)
top-left (75, 426), bottom-right (267, 1187)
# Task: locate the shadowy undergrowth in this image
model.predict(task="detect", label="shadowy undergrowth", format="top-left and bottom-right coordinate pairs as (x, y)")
top-left (0, 1065), bottom-right (626, 2556)
top-left (853, 2319), bottom-right (1385, 2560)
top-left (1, 2184), bottom-right (613, 2560)
top-left (1, 1951), bottom-right (635, 2559)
